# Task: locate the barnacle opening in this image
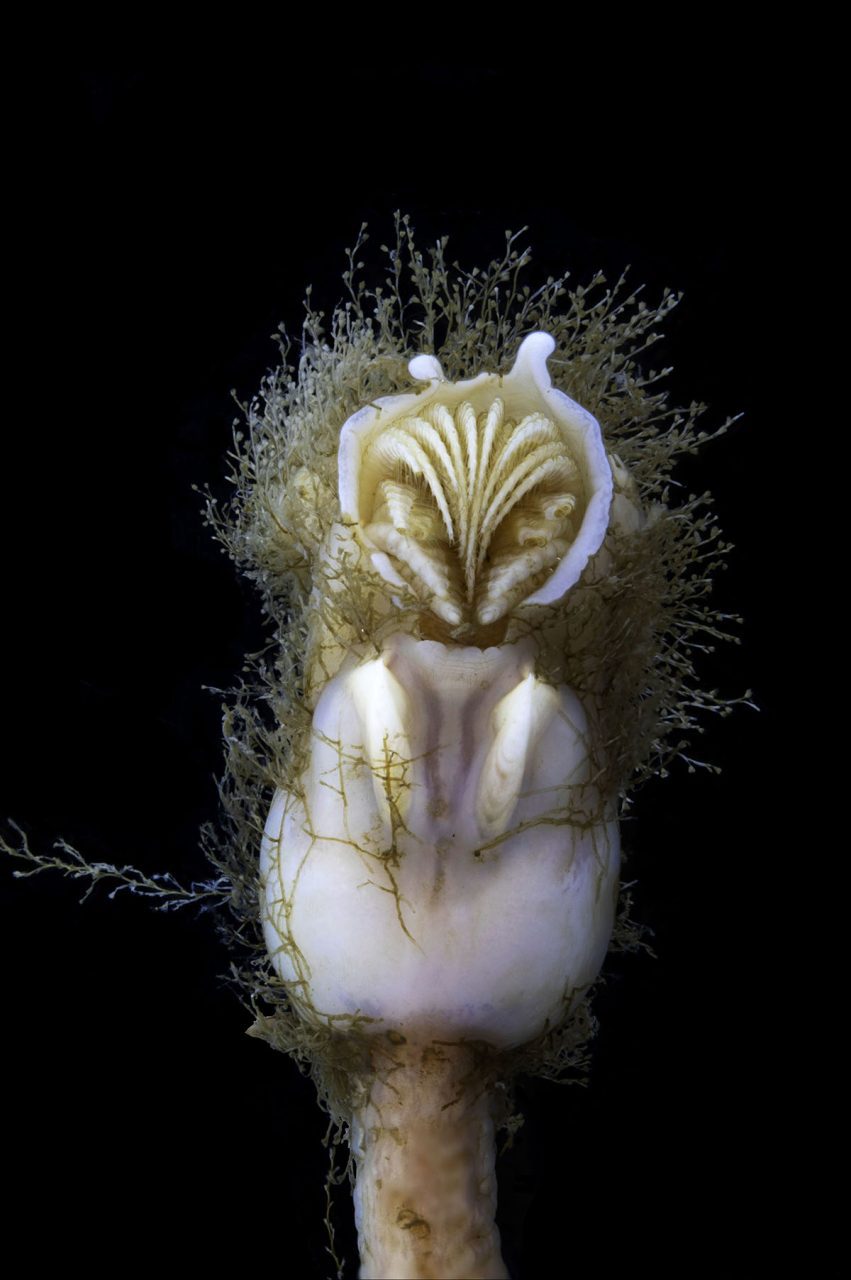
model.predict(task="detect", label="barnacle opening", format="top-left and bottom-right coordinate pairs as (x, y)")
top-left (360, 396), bottom-right (582, 631)
top-left (338, 331), bottom-right (614, 646)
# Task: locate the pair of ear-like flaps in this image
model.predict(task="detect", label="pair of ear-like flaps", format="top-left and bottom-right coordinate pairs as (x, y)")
top-left (348, 650), bottom-right (561, 842)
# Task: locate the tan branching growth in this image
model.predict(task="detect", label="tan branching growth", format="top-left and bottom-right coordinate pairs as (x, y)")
top-left (186, 215), bottom-right (746, 1120)
top-left (6, 216), bottom-right (745, 1143)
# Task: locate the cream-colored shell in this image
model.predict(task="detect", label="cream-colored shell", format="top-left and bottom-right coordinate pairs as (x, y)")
top-left (261, 636), bottom-right (620, 1048)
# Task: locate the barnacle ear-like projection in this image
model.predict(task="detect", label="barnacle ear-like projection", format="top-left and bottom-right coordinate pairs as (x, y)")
top-left (339, 332), bottom-right (613, 634)
top-left (261, 634), bottom-right (619, 1049)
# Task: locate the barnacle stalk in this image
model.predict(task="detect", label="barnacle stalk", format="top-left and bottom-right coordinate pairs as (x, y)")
top-left (350, 1045), bottom-right (506, 1279)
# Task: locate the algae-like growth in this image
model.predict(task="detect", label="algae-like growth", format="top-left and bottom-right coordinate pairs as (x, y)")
top-left (190, 217), bottom-right (744, 1111)
top-left (3, 217), bottom-right (747, 1267)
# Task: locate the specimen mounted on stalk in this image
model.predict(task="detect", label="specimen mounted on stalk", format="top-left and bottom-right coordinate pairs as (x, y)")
top-left (4, 217), bottom-right (745, 1279)
top-left (205, 219), bottom-right (743, 1278)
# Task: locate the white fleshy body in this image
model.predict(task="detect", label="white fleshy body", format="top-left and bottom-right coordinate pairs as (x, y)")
top-left (261, 633), bottom-right (620, 1047)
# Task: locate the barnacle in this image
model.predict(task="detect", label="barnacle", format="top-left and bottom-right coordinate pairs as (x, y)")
top-left (1, 214), bottom-right (744, 1280)
top-left (260, 331), bottom-right (621, 1074)
top-left (198, 219), bottom-right (740, 1278)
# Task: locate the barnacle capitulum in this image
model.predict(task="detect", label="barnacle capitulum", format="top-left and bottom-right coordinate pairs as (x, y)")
top-left (262, 330), bottom-right (620, 1049)
top-left (339, 332), bottom-right (613, 637)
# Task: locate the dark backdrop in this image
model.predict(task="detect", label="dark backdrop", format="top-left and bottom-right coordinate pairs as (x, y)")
top-left (2, 65), bottom-right (831, 1278)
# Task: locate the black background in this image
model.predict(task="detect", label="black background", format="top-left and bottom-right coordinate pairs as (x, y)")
top-left (2, 64), bottom-right (834, 1277)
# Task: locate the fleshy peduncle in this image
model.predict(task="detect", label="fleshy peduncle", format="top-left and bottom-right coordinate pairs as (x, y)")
top-left (351, 1042), bottom-right (507, 1280)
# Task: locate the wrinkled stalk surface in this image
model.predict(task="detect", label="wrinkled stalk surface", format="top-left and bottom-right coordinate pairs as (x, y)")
top-left (352, 1046), bottom-right (507, 1280)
